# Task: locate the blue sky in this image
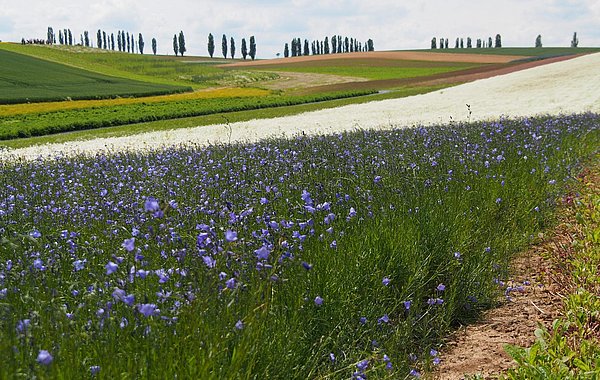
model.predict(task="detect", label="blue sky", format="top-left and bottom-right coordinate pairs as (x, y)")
top-left (2, 0), bottom-right (599, 58)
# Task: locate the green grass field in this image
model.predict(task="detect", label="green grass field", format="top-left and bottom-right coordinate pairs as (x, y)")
top-left (243, 61), bottom-right (477, 80)
top-left (0, 43), bottom-right (269, 89)
top-left (0, 48), bottom-right (190, 104)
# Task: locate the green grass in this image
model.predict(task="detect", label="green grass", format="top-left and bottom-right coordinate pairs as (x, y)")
top-left (0, 48), bottom-right (190, 104)
top-left (503, 157), bottom-right (600, 379)
top-left (236, 58), bottom-right (479, 80)
top-left (0, 85), bottom-right (451, 149)
top-left (0, 43), bottom-right (263, 89)
top-left (0, 114), bottom-right (598, 378)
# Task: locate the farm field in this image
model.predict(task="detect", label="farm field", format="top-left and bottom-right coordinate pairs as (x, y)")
top-left (0, 43), bottom-right (589, 144)
top-left (0, 48), bottom-right (190, 104)
top-left (1, 112), bottom-right (598, 378)
top-left (5, 51), bottom-right (597, 159)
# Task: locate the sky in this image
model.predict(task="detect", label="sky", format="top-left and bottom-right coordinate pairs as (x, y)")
top-left (1, 0), bottom-right (599, 58)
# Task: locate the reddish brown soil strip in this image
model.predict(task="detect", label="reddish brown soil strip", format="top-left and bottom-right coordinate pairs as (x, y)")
top-left (290, 54), bottom-right (584, 95)
top-left (221, 51), bottom-right (527, 68)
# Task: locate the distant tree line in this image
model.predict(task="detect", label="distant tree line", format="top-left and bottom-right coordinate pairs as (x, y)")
top-left (430, 34), bottom-right (502, 49)
top-left (283, 36), bottom-right (374, 58)
top-left (36, 26), bottom-right (157, 55)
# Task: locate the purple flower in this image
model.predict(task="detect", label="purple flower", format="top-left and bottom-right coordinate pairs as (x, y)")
top-left (16, 319), bottom-right (31, 333)
top-left (378, 314), bottom-right (390, 324)
top-left (122, 238), bottom-right (135, 252)
top-left (235, 320), bottom-right (244, 330)
top-left (454, 251), bottom-right (461, 259)
top-left (382, 277), bottom-right (391, 286)
top-left (225, 278), bottom-right (236, 289)
top-left (359, 317), bottom-right (367, 325)
top-left (112, 288), bottom-right (126, 301)
top-left (356, 359), bottom-right (369, 371)
top-left (105, 261), bottom-right (118, 275)
top-left (430, 349), bottom-right (438, 357)
top-left (90, 365), bottom-right (101, 375)
top-left (409, 369), bottom-right (421, 378)
top-left (348, 207), bottom-right (357, 218)
top-left (314, 296), bottom-right (323, 306)
top-left (374, 175), bottom-right (382, 183)
top-left (37, 350), bottom-right (53, 365)
top-left (329, 352), bottom-right (336, 363)
top-left (202, 255), bottom-right (216, 268)
top-left (144, 197), bottom-right (160, 212)
top-left (254, 246), bottom-right (270, 260)
top-left (33, 258), bottom-right (46, 271)
top-left (225, 230), bottom-right (238, 242)
top-left (436, 283), bottom-right (446, 292)
top-left (404, 300), bottom-right (412, 310)
top-left (73, 259), bottom-right (86, 271)
top-left (30, 230), bottom-right (42, 238)
top-left (301, 261), bottom-right (313, 270)
top-left (138, 303), bottom-right (158, 317)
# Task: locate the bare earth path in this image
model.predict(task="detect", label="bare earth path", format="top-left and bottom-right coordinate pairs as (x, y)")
top-left (2, 53), bottom-right (600, 161)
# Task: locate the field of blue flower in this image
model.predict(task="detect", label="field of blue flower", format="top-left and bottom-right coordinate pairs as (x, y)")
top-left (0, 113), bottom-right (598, 378)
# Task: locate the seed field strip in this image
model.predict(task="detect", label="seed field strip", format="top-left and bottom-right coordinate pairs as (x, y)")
top-left (3, 53), bottom-right (600, 161)
top-left (0, 88), bottom-right (269, 117)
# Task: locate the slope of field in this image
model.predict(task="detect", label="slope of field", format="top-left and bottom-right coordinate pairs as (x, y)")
top-left (222, 51), bottom-right (526, 68)
top-left (0, 48), bottom-right (190, 104)
top-left (0, 43), bottom-right (272, 89)
top-left (2, 52), bottom-right (598, 160)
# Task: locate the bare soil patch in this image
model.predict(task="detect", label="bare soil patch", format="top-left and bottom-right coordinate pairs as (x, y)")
top-left (433, 247), bottom-right (563, 379)
top-left (255, 71), bottom-right (368, 91)
top-left (221, 51), bottom-right (526, 68)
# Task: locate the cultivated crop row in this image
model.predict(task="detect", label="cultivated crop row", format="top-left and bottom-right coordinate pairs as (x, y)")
top-left (0, 90), bottom-right (374, 140)
top-left (0, 114), bottom-right (598, 378)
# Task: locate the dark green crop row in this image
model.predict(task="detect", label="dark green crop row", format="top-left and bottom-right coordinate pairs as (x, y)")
top-left (0, 91), bottom-right (375, 140)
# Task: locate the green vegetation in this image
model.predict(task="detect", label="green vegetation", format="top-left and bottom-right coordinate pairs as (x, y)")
top-left (0, 48), bottom-right (190, 104)
top-left (0, 43), bottom-right (246, 89)
top-left (246, 60), bottom-right (478, 80)
top-left (503, 159), bottom-right (600, 379)
top-left (0, 90), bottom-right (375, 140)
top-left (0, 85), bottom-right (450, 149)
top-left (248, 61), bottom-right (476, 80)
top-left (0, 114), bottom-right (598, 378)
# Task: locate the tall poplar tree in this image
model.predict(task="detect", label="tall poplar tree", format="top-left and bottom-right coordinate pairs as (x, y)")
top-left (230, 37), bottom-right (235, 59)
top-left (222, 34), bottom-right (227, 58)
top-left (241, 38), bottom-right (247, 59)
top-left (138, 33), bottom-right (144, 54)
top-left (173, 34), bottom-right (178, 56)
top-left (152, 38), bottom-right (157, 55)
top-left (178, 31), bottom-right (186, 56)
top-left (208, 33), bottom-right (215, 58)
top-left (249, 36), bottom-right (256, 60)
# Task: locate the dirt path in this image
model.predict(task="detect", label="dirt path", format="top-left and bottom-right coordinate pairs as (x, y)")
top-left (433, 247), bottom-right (563, 379)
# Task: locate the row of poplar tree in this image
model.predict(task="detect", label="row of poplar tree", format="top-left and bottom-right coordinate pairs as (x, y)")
top-left (283, 36), bottom-right (375, 57)
top-left (431, 34), bottom-right (503, 49)
top-left (45, 27), bottom-right (157, 54)
top-left (43, 27), bottom-right (257, 59)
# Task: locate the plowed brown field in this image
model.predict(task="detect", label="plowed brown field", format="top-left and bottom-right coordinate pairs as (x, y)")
top-left (221, 51), bottom-right (527, 68)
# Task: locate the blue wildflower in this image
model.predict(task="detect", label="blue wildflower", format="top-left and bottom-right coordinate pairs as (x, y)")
top-left (37, 350), bottom-right (53, 365)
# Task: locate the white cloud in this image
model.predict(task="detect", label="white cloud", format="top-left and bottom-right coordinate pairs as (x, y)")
top-left (1, 0), bottom-right (599, 57)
